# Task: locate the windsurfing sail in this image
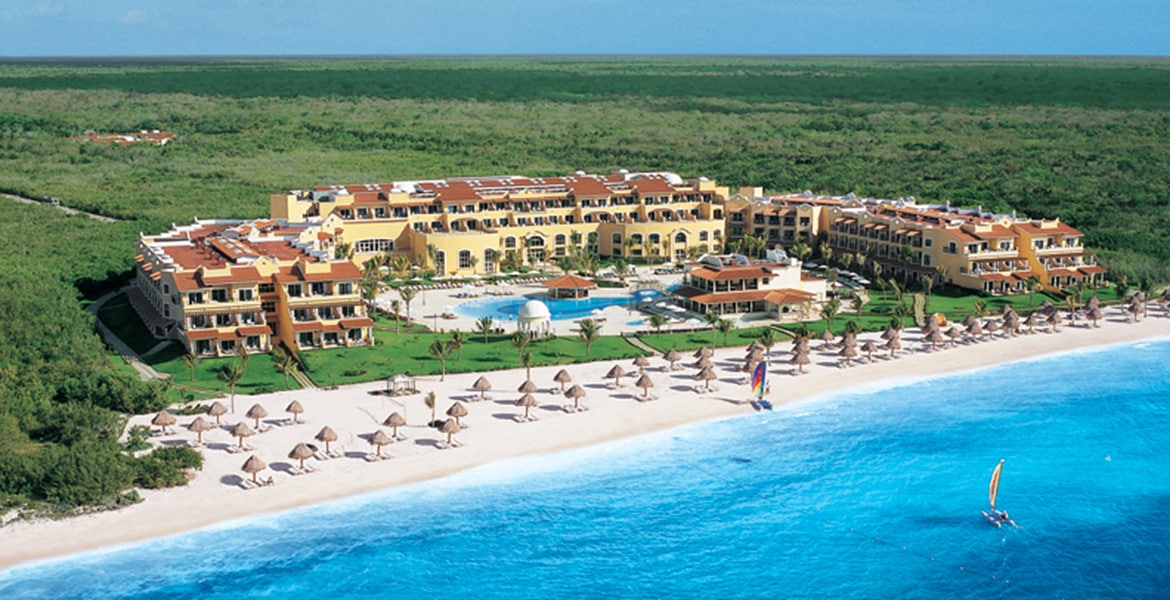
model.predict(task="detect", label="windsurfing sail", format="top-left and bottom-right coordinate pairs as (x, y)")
top-left (988, 459), bottom-right (1005, 510)
top-left (751, 362), bottom-right (766, 399)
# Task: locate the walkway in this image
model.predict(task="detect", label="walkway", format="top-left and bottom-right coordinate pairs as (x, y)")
top-left (88, 288), bottom-right (168, 382)
top-left (2, 191), bottom-right (119, 223)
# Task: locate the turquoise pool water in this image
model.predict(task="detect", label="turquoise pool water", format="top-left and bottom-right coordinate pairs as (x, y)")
top-left (454, 288), bottom-right (663, 321)
top-left (5, 339), bottom-right (1170, 598)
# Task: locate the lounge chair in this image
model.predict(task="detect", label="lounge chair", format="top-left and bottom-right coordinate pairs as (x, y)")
top-left (238, 479), bottom-right (259, 490)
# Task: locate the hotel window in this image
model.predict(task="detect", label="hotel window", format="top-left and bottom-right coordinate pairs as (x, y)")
top-left (240, 312), bottom-right (257, 324)
top-left (310, 282), bottom-right (328, 296)
top-left (612, 233), bottom-right (622, 246)
top-left (648, 233), bottom-right (660, 245)
top-left (338, 282), bottom-right (353, 295)
top-left (945, 242), bottom-right (957, 254)
top-left (318, 307), bottom-right (335, 320)
top-left (699, 231), bottom-right (709, 242)
top-left (258, 283), bottom-right (275, 294)
top-left (215, 313), bottom-right (232, 327)
top-left (298, 332), bottom-right (315, 347)
top-left (630, 234), bottom-right (643, 245)
top-left (355, 239), bottom-right (393, 253)
top-left (163, 284), bottom-right (170, 294)
top-left (357, 208), bottom-right (370, 219)
top-left (341, 305), bottom-right (356, 317)
top-left (458, 250), bottom-right (472, 269)
top-left (527, 236), bottom-right (545, 248)
top-left (505, 237), bottom-right (517, 249)
top-left (348, 328), bottom-right (363, 342)
top-left (294, 309), bottom-right (311, 322)
top-left (245, 336), bottom-right (261, 349)
top-left (374, 207), bottom-right (387, 218)
top-left (211, 289), bottom-right (228, 303)
top-left (220, 340), bottom-right (236, 353)
top-left (187, 292), bottom-right (204, 305)
top-left (190, 315), bottom-right (207, 328)
top-left (237, 289), bottom-right (254, 302)
top-left (924, 238), bottom-right (933, 248)
top-left (261, 301), bottom-right (276, 312)
top-left (287, 284), bottom-right (302, 297)
top-left (555, 234), bottom-right (566, 246)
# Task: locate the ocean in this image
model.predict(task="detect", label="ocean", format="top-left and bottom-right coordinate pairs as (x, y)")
top-left (3, 339), bottom-right (1169, 599)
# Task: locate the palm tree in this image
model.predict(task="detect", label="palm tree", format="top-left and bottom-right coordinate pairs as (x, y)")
top-left (520, 351), bottom-right (534, 380)
top-left (972, 299), bottom-right (990, 318)
top-left (1025, 275), bottom-right (1042, 308)
top-left (390, 299), bottom-right (402, 333)
top-left (613, 257), bottom-right (629, 285)
top-left (850, 295), bottom-right (865, 316)
top-left (449, 329), bottom-right (466, 361)
top-left (703, 311), bottom-right (722, 347)
top-left (181, 351), bottom-right (199, 382)
top-left (872, 263), bottom-right (884, 297)
top-left (820, 298), bottom-right (841, 333)
top-left (716, 317), bottom-right (736, 345)
top-left (468, 255), bottom-right (480, 275)
top-left (578, 318), bottom-right (601, 358)
top-left (511, 330), bottom-right (531, 362)
top-left (475, 316), bottom-right (494, 343)
top-left (425, 243), bottom-right (438, 271)
top-left (424, 390), bottom-right (437, 426)
top-left (388, 254), bottom-right (410, 278)
top-left (272, 347), bottom-right (296, 390)
top-left (819, 240), bottom-right (833, 266)
top-left (217, 362), bottom-right (244, 413)
top-left (758, 327), bottom-right (776, 358)
top-left (647, 313), bottom-right (667, 335)
top-left (235, 344), bottom-right (250, 376)
top-left (359, 276), bottom-right (379, 308)
top-left (792, 237), bottom-right (812, 262)
top-left (428, 339), bottom-right (452, 381)
top-left (843, 319), bottom-right (863, 335)
top-left (399, 288), bottom-right (417, 323)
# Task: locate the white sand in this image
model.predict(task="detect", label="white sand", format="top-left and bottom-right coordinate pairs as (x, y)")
top-left (1, 305), bottom-right (1167, 569)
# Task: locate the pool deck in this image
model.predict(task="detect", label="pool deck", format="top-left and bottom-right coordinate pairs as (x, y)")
top-left (374, 273), bottom-right (701, 336)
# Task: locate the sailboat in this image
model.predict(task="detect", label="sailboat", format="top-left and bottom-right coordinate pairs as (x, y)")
top-left (751, 362), bottom-right (772, 410)
top-left (981, 459), bottom-right (1016, 527)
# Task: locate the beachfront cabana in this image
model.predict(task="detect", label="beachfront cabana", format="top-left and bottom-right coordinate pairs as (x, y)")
top-left (383, 412), bottom-right (406, 439)
top-left (207, 401), bottom-right (228, 425)
top-left (386, 374), bottom-right (417, 395)
top-left (187, 416), bottom-right (211, 444)
top-left (542, 274), bottom-right (598, 299)
top-left (564, 384), bottom-right (587, 412)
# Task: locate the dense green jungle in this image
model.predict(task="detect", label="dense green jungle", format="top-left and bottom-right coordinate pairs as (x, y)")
top-left (1, 56), bottom-right (1168, 512)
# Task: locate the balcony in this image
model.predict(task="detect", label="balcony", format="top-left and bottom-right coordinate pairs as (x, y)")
top-left (1034, 244), bottom-right (1082, 256)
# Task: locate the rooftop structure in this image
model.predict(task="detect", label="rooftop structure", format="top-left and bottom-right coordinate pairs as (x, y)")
top-left (672, 250), bottom-right (826, 319)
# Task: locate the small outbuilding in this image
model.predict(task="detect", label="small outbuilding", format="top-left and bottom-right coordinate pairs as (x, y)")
top-left (542, 274), bottom-right (598, 299)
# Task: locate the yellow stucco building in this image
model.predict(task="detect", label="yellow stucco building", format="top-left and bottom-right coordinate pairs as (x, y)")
top-left (270, 170), bottom-right (730, 275)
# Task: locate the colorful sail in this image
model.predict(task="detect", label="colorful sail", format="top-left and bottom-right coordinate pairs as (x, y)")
top-left (751, 362), bottom-right (766, 399)
top-left (988, 459), bottom-right (1004, 509)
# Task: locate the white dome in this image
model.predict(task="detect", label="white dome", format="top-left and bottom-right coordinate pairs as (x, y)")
top-left (517, 300), bottom-right (551, 321)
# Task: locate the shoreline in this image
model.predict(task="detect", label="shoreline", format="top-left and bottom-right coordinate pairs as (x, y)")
top-left (2, 309), bottom-right (1168, 571)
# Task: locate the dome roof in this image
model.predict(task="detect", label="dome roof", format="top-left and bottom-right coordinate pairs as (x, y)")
top-left (517, 299), bottom-right (551, 321)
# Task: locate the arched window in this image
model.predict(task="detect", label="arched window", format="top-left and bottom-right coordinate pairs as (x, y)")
top-left (458, 250), bottom-right (472, 269)
top-left (611, 233), bottom-right (622, 245)
top-left (674, 232), bottom-right (687, 244)
top-left (630, 233), bottom-right (643, 245)
top-left (434, 251), bottom-right (446, 274)
top-left (554, 234), bottom-right (566, 246)
top-left (504, 237), bottom-right (517, 249)
top-left (527, 236), bottom-right (545, 248)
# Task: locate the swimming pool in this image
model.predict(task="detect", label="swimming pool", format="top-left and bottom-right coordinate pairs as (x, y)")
top-left (454, 289), bottom-right (664, 321)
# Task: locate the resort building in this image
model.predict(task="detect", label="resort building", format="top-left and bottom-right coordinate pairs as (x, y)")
top-left (723, 188), bottom-right (840, 250)
top-left (672, 251), bottom-right (828, 319)
top-left (269, 170), bottom-right (730, 276)
top-left (131, 218), bottom-right (374, 357)
top-left (824, 197), bottom-right (1105, 294)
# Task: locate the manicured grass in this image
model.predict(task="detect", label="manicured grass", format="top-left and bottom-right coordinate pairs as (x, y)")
top-left (152, 352), bottom-right (299, 396)
top-left (636, 325), bottom-right (781, 353)
top-left (96, 292), bottom-right (161, 355)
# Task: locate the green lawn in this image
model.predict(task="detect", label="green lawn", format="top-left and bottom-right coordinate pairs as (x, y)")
top-left (636, 325), bottom-right (781, 353)
top-left (152, 352), bottom-right (299, 396)
top-left (96, 292), bottom-right (161, 355)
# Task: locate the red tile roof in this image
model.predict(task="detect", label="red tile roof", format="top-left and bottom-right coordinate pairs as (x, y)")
top-left (543, 274), bottom-right (598, 289)
top-left (688, 266), bottom-right (773, 281)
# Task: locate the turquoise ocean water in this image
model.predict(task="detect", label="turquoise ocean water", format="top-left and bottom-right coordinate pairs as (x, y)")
top-left (3, 339), bottom-right (1169, 598)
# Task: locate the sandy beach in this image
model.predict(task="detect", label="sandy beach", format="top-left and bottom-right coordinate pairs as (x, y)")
top-left (2, 304), bottom-right (1168, 570)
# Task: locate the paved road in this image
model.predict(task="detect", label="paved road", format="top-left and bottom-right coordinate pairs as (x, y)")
top-left (2, 192), bottom-right (119, 223)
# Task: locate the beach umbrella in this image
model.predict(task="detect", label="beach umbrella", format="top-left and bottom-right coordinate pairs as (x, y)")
top-left (818, 329), bottom-right (836, 348)
top-left (564, 384), bottom-right (587, 411)
top-left (606, 364), bottom-right (626, 388)
top-left (241, 455), bottom-right (266, 485)
top-left (944, 326), bottom-right (963, 346)
top-left (245, 403), bottom-right (268, 429)
top-left (635, 372), bottom-right (654, 400)
top-left (790, 338), bottom-right (810, 355)
top-left (691, 356), bottom-right (713, 370)
top-left (742, 357), bottom-right (760, 374)
top-left (472, 376), bottom-right (492, 401)
top-left (692, 347), bottom-right (714, 359)
top-left (966, 319), bottom-right (984, 339)
top-left (151, 410), bottom-right (177, 432)
top-left (695, 366), bottom-right (718, 390)
top-left (315, 426), bottom-right (338, 455)
top-left (880, 326), bottom-right (900, 341)
top-left (632, 355), bottom-right (651, 373)
top-left (553, 369), bottom-right (573, 391)
top-left (924, 329), bottom-right (946, 351)
top-left (1002, 304), bottom-right (1017, 317)
top-left (1047, 311), bottom-right (1063, 333)
top-left (1039, 299), bottom-right (1056, 316)
top-left (1003, 313), bottom-right (1021, 336)
top-left (984, 320), bottom-right (1001, 338)
top-left (517, 379), bottom-right (540, 394)
top-left (860, 340), bottom-right (879, 363)
top-left (663, 349), bottom-right (683, 371)
top-left (788, 351), bottom-right (811, 374)
top-left (288, 443), bottom-right (314, 470)
top-left (838, 333), bottom-right (857, 349)
top-left (837, 344), bottom-right (858, 366)
top-left (186, 416), bottom-right (211, 444)
top-left (746, 341), bottom-right (765, 353)
top-left (440, 418), bottom-right (461, 445)
top-left (961, 314), bottom-right (979, 328)
top-left (383, 412), bottom-right (406, 439)
top-left (1086, 306), bottom-right (1105, 328)
top-left (745, 347), bottom-right (766, 361)
top-left (884, 337), bottom-right (902, 358)
top-left (285, 400), bottom-right (305, 424)
top-left (1085, 296), bottom-right (1101, 310)
top-left (446, 402), bottom-right (468, 427)
top-left (368, 430), bottom-right (392, 457)
top-left (516, 393), bottom-right (539, 421)
top-left (206, 401), bottom-right (228, 425)
top-left (920, 318), bottom-right (940, 336)
top-left (1024, 312), bottom-right (1045, 333)
top-left (1127, 301), bottom-right (1143, 322)
top-left (232, 422), bottom-right (255, 448)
